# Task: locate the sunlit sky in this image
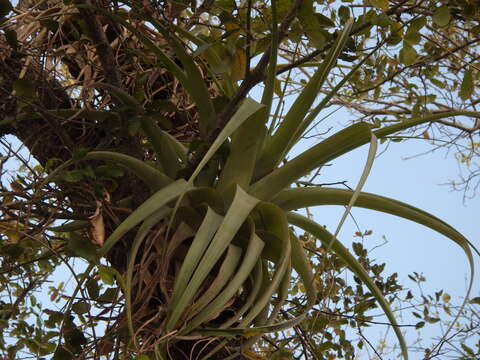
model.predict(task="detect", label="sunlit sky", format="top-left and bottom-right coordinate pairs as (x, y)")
top-left (3, 0), bottom-right (479, 357)
top-left (292, 107), bottom-right (480, 357)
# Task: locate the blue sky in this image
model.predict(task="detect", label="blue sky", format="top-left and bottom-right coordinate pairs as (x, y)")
top-left (303, 125), bottom-right (478, 297)
top-left (4, 110), bottom-right (476, 358)
top-left (2, 0), bottom-right (478, 357)
top-left (293, 109), bottom-right (480, 357)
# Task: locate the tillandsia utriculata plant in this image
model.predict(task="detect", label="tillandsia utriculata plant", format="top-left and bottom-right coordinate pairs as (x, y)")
top-left (1, 0), bottom-right (479, 359)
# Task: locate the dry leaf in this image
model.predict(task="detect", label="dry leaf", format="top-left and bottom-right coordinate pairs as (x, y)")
top-left (225, 23), bottom-right (241, 41)
top-left (231, 49), bottom-right (247, 82)
top-left (10, 181), bottom-right (24, 193)
top-left (88, 200), bottom-right (105, 246)
top-left (103, 191), bottom-right (111, 204)
top-left (96, 336), bottom-right (114, 356)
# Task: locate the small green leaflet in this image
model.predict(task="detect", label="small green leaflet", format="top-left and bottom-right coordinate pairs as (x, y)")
top-left (72, 301), bottom-right (90, 315)
top-left (86, 278), bottom-right (99, 300)
top-left (404, 27), bottom-right (421, 46)
top-left (297, 0), bottom-right (326, 49)
top-left (98, 265), bottom-right (115, 285)
top-left (432, 6), bottom-right (451, 27)
top-left (67, 232), bottom-right (97, 261)
top-left (369, 0), bottom-right (388, 11)
top-left (399, 45), bottom-right (417, 65)
top-left (459, 70), bottom-right (474, 101)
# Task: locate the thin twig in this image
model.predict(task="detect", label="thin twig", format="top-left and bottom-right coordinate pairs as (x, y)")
top-left (358, 325), bottom-right (385, 360)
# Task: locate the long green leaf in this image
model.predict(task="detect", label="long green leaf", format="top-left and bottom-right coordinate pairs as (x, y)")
top-left (93, 83), bottom-right (141, 110)
top-left (92, 82), bottom-right (183, 179)
top-left (189, 98), bottom-right (264, 184)
top-left (266, 260), bottom-right (291, 324)
top-left (166, 185), bottom-right (260, 330)
top-left (142, 15), bottom-right (217, 137)
top-left (164, 132), bottom-right (188, 163)
top-left (216, 110), bottom-right (267, 192)
top-left (48, 220), bottom-right (88, 232)
top-left (99, 179), bottom-right (189, 256)
top-left (256, 19), bottom-right (354, 176)
top-left (374, 111), bottom-right (480, 138)
top-left (261, 0), bottom-right (279, 116)
top-left (140, 115), bottom-right (184, 178)
top-left (196, 262), bottom-right (264, 360)
top-left (275, 186), bottom-right (478, 353)
top-left (229, 209), bottom-right (317, 335)
top-left (257, 111), bottom-right (480, 196)
top-left (183, 234), bottom-right (264, 333)
top-left (254, 111), bottom-right (480, 198)
top-left (253, 112), bottom-right (480, 200)
top-left (195, 311), bottom-right (313, 338)
top-left (185, 244), bottom-right (243, 320)
top-left (0, 109), bottom-right (118, 126)
top-left (273, 187), bottom-right (479, 257)
top-left (166, 98), bottom-right (263, 237)
top-left (287, 38), bottom-right (388, 151)
top-left (328, 132), bottom-right (377, 248)
top-left (251, 122), bottom-right (372, 200)
top-left (288, 230), bottom-right (317, 308)
top-left (219, 6), bottom-right (280, 190)
top-left (76, 4), bottom-right (216, 136)
top-left (287, 212), bottom-right (409, 360)
top-left (249, 214), bottom-right (316, 310)
top-left (241, 203), bottom-right (291, 325)
top-left (169, 24), bottom-right (235, 97)
top-left (219, 261), bottom-right (263, 328)
top-left (185, 187), bottom-right (226, 214)
top-left (252, 260), bottom-right (272, 327)
top-left (74, 5), bottom-right (187, 85)
top-left (170, 207), bottom-right (224, 309)
top-left (85, 151), bottom-right (172, 191)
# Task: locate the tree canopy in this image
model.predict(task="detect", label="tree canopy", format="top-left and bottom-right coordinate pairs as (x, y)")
top-left (0, 0), bottom-right (479, 359)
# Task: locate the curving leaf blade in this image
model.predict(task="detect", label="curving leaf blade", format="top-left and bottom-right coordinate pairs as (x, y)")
top-left (99, 179), bottom-right (189, 256)
top-left (287, 212), bottom-right (409, 360)
top-left (166, 186), bottom-right (260, 330)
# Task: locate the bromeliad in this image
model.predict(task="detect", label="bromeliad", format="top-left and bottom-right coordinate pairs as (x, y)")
top-left (24, 5), bottom-right (480, 360)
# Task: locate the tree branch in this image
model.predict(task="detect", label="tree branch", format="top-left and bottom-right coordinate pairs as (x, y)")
top-left (79, 1), bottom-right (123, 91)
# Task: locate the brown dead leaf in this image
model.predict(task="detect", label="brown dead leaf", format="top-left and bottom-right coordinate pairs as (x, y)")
top-left (225, 23), bottom-right (241, 41)
top-left (88, 200), bottom-right (105, 246)
top-left (96, 336), bottom-right (114, 356)
top-left (231, 49), bottom-right (247, 82)
top-left (10, 181), bottom-right (24, 193)
top-left (103, 191), bottom-right (111, 204)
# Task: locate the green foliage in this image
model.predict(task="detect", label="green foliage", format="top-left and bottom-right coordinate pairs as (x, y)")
top-left (1, 1), bottom-right (479, 360)
top-left (432, 6), bottom-right (451, 27)
top-left (460, 69), bottom-right (474, 100)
